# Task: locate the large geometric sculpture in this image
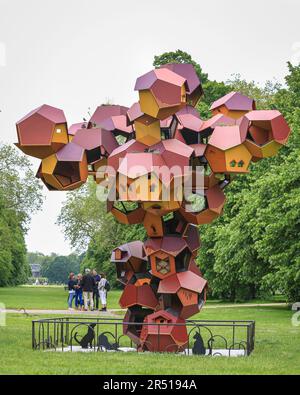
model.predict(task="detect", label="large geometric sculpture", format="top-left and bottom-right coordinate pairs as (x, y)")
top-left (15, 63), bottom-right (290, 353)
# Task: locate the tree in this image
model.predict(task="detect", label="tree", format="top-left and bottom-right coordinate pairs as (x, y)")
top-left (198, 63), bottom-right (300, 302)
top-left (153, 49), bottom-right (231, 117)
top-left (0, 144), bottom-right (43, 286)
top-left (153, 49), bottom-right (208, 84)
top-left (40, 253), bottom-right (83, 284)
top-left (0, 144), bottom-right (43, 230)
top-left (57, 179), bottom-right (146, 285)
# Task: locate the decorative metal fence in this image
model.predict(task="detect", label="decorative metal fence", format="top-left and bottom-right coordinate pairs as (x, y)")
top-left (32, 317), bottom-right (255, 357)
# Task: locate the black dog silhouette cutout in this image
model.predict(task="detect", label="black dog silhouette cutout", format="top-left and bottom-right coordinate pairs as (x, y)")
top-left (98, 333), bottom-right (119, 351)
top-left (192, 332), bottom-right (206, 355)
top-left (74, 323), bottom-right (96, 349)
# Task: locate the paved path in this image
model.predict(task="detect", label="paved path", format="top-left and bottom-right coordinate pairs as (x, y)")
top-left (0, 303), bottom-right (287, 317)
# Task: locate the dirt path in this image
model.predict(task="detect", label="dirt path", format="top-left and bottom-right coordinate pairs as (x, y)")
top-left (0, 303), bottom-right (287, 317)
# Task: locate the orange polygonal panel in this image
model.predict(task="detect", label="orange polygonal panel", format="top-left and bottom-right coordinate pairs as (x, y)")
top-left (205, 144), bottom-right (252, 174)
top-left (140, 310), bottom-right (188, 352)
top-left (135, 277), bottom-right (151, 286)
top-left (127, 102), bottom-right (158, 126)
top-left (244, 139), bottom-right (282, 159)
top-left (134, 119), bottom-right (161, 146)
top-left (210, 92), bottom-right (256, 119)
top-left (92, 158), bottom-right (107, 184)
top-left (126, 173), bottom-right (162, 202)
top-left (177, 288), bottom-right (199, 306)
top-left (143, 212), bottom-right (164, 238)
top-left (38, 143), bottom-right (88, 191)
top-left (135, 68), bottom-right (187, 120)
top-left (150, 251), bottom-right (176, 280)
top-left (109, 203), bottom-right (146, 225)
top-left (205, 121), bottom-right (252, 173)
top-left (142, 200), bottom-right (181, 217)
top-left (16, 104), bottom-right (69, 159)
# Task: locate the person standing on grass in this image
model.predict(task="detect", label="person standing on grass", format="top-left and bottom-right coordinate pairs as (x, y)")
top-left (92, 269), bottom-right (101, 310)
top-left (98, 273), bottom-right (110, 312)
top-left (75, 273), bottom-right (84, 311)
top-left (67, 273), bottom-right (76, 310)
top-left (81, 268), bottom-right (95, 311)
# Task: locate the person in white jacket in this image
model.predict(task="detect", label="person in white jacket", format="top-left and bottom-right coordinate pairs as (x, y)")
top-left (98, 273), bottom-right (108, 311)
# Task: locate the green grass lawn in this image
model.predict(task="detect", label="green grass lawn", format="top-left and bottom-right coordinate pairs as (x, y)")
top-left (0, 286), bottom-right (122, 310)
top-left (0, 305), bottom-right (299, 374)
top-left (0, 286), bottom-right (287, 311)
top-left (0, 286), bottom-right (297, 375)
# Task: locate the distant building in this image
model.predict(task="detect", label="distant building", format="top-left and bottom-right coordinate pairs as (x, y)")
top-left (30, 264), bottom-right (41, 278)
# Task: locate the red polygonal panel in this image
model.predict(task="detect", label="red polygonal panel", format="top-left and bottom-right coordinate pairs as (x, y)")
top-left (150, 139), bottom-right (194, 174)
top-left (111, 241), bottom-right (147, 271)
top-left (158, 271), bottom-right (207, 295)
top-left (123, 307), bottom-right (154, 345)
top-left (135, 68), bottom-right (186, 93)
top-left (208, 120), bottom-right (249, 151)
top-left (16, 104), bottom-right (68, 159)
top-left (244, 110), bottom-right (290, 144)
top-left (119, 283), bottom-right (159, 310)
top-left (108, 139), bottom-right (148, 171)
top-left (89, 105), bottom-right (128, 126)
top-left (182, 224), bottom-right (201, 254)
top-left (161, 64), bottom-right (202, 96)
top-left (100, 115), bottom-right (134, 137)
top-left (210, 92), bottom-right (255, 113)
top-left (160, 63), bottom-right (203, 105)
top-left (68, 122), bottom-right (90, 138)
top-left (72, 127), bottom-right (118, 164)
top-left (117, 152), bottom-right (166, 180)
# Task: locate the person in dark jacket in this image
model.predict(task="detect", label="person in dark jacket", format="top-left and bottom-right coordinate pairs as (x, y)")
top-left (75, 273), bottom-right (84, 310)
top-left (67, 272), bottom-right (76, 310)
top-left (81, 268), bottom-right (96, 311)
top-left (92, 269), bottom-right (101, 310)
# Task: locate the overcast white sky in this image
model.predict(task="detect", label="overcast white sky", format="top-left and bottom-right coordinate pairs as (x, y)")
top-left (0, 0), bottom-right (299, 255)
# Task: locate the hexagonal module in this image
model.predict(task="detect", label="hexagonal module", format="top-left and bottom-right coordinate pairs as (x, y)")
top-left (140, 310), bottom-right (188, 352)
top-left (111, 240), bottom-right (148, 284)
top-left (145, 235), bottom-right (195, 279)
top-left (135, 68), bottom-right (187, 120)
top-left (72, 127), bottom-right (118, 164)
top-left (205, 120), bottom-right (252, 174)
top-left (16, 104), bottom-right (68, 159)
top-left (160, 63), bottom-right (204, 106)
top-left (210, 91), bottom-right (256, 119)
top-left (37, 142), bottom-right (88, 191)
top-left (158, 270), bottom-right (207, 319)
top-left (179, 183), bottom-right (226, 225)
top-left (244, 110), bottom-right (291, 159)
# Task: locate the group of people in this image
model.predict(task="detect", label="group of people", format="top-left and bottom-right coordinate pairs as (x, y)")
top-left (67, 269), bottom-right (110, 312)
